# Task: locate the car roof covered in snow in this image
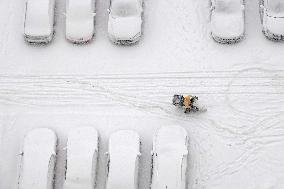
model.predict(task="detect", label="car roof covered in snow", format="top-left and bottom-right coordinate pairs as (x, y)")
top-left (24, 0), bottom-right (54, 36)
top-left (66, 0), bottom-right (94, 18)
top-left (153, 126), bottom-right (188, 154)
top-left (107, 130), bottom-right (140, 189)
top-left (109, 130), bottom-right (140, 154)
top-left (19, 128), bottom-right (57, 189)
top-left (65, 0), bottom-right (95, 41)
top-left (266, 0), bottom-right (284, 17)
top-left (211, 0), bottom-right (245, 40)
top-left (64, 127), bottom-right (98, 189)
top-left (111, 0), bottom-right (138, 6)
top-left (151, 126), bottom-right (188, 189)
top-left (213, 0), bottom-right (244, 13)
top-left (111, 0), bottom-right (140, 11)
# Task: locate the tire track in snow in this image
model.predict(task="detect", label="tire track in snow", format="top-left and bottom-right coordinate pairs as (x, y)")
top-left (206, 115), bottom-right (284, 186)
top-left (0, 69), bottom-right (283, 136)
top-left (1, 69), bottom-right (284, 188)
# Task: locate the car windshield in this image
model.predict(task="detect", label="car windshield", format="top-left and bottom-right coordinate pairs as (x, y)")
top-left (111, 0), bottom-right (138, 17)
top-left (266, 0), bottom-right (284, 17)
top-left (214, 0), bottom-right (243, 13)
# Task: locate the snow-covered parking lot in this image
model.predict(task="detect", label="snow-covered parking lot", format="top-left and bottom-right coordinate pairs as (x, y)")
top-left (0, 0), bottom-right (284, 188)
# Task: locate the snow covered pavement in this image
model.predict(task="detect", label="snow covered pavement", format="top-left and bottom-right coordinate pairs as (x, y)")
top-left (0, 0), bottom-right (284, 188)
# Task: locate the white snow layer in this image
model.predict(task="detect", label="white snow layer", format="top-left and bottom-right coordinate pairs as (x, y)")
top-left (106, 130), bottom-right (140, 189)
top-left (108, 16), bottom-right (142, 40)
top-left (24, 0), bottom-right (55, 37)
top-left (63, 127), bottom-right (99, 189)
top-left (263, 0), bottom-right (284, 35)
top-left (267, 0), bottom-right (284, 16)
top-left (0, 0), bottom-right (284, 188)
top-left (211, 0), bottom-right (244, 39)
top-left (151, 126), bottom-right (188, 189)
top-left (65, 0), bottom-right (95, 42)
top-left (108, 0), bottom-right (142, 41)
top-left (18, 128), bottom-right (57, 189)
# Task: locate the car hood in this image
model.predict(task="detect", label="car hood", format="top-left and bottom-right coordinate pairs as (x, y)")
top-left (108, 15), bottom-right (142, 40)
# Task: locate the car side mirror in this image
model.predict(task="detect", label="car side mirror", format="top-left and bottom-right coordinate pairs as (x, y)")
top-left (107, 9), bottom-right (111, 13)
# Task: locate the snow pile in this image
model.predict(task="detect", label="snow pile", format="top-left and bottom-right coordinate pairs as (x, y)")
top-left (151, 126), bottom-right (188, 189)
top-left (18, 128), bottom-right (57, 189)
top-left (106, 130), bottom-right (140, 189)
top-left (63, 127), bottom-right (99, 189)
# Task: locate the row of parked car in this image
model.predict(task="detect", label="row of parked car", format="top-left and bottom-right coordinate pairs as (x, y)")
top-left (211, 0), bottom-right (284, 43)
top-left (24, 0), bottom-right (283, 45)
top-left (18, 126), bottom-right (189, 189)
top-left (23, 0), bottom-right (143, 44)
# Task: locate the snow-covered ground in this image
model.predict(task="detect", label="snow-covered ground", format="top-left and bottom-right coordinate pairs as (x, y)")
top-left (0, 0), bottom-right (283, 188)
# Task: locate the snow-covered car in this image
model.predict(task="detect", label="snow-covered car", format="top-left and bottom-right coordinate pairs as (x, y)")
top-left (23, 0), bottom-right (56, 43)
top-left (210, 0), bottom-right (245, 44)
top-left (18, 128), bottom-right (57, 189)
top-left (106, 130), bottom-right (141, 189)
top-left (65, 0), bottom-right (96, 43)
top-left (107, 0), bottom-right (143, 45)
top-left (63, 127), bottom-right (99, 189)
top-left (151, 126), bottom-right (189, 189)
top-left (259, 0), bottom-right (284, 40)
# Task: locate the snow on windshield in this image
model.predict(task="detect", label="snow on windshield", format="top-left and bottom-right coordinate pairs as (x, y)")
top-left (111, 0), bottom-right (138, 17)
